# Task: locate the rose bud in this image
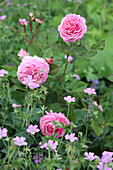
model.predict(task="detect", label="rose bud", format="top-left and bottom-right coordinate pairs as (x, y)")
top-left (36, 18), bottom-right (42, 24)
top-left (31, 16), bottom-right (36, 21)
top-left (45, 58), bottom-right (54, 64)
top-left (28, 12), bottom-right (34, 17)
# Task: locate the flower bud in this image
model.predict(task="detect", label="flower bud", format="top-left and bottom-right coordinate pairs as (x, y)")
top-left (28, 12), bottom-right (34, 17)
top-left (31, 16), bottom-right (36, 21)
top-left (45, 58), bottom-right (54, 64)
top-left (36, 18), bottom-right (42, 24)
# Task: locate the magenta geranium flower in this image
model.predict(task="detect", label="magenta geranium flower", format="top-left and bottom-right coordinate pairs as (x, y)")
top-left (27, 125), bottom-right (40, 135)
top-left (14, 136), bottom-right (27, 146)
top-left (73, 74), bottom-right (80, 80)
top-left (64, 96), bottom-right (75, 103)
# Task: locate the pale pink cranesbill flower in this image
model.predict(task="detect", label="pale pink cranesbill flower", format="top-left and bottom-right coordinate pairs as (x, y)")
top-left (27, 125), bottom-right (40, 135)
top-left (98, 105), bottom-right (103, 112)
top-left (23, 3), bottom-right (28, 6)
top-left (39, 140), bottom-right (58, 150)
top-left (5, 0), bottom-right (10, 1)
top-left (12, 103), bottom-right (21, 108)
top-left (19, 18), bottom-right (28, 26)
top-left (64, 55), bottom-right (73, 62)
top-left (0, 69), bottom-right (8, 77)
top-left (84, 88), bottom-right (96, 95)
top-left (14, 136), bottom-right (27, 146)
top-left (18, 49), bottom-right (29, 59)
top-left (65, 133), bottom-right (78, 142)
top-left (7, 2), bottom-right (12, 6)
top-left (17, 4), bottom-right (20, 7)
top-left (97, 162), bottom-right (112, 170)
top-left (0, 15), bottom-right (7, 20)
top-left (0, 128), bottom-right (8, 139)
top-left (84, 152), bottom-right (99, 161)
top-left (64, 96), bottom-right (75, 103)
top-left (73, 74), bottom-right (80, 80)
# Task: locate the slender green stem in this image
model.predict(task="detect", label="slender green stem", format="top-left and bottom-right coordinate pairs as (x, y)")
top-left (67, 103), bottom-right (70, 119)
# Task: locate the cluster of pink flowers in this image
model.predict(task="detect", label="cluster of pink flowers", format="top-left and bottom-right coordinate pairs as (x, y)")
top-left (40, 110), bottom-right (70, 138)
top-left (0, 128), bottom-right (8, 139)
top-left (17, 55), bottom-right (49, 88)
top-left (0, 15), bottom-right (7, 20)
top-left (0, 69), bottom-right (8, 77)
top-left (97, 151), bottom-right (113, 170)
top-left (19, 18), bottom-right (28, 26)
top-left (73, 74), bottom-right (80, 80)
top-left (84, 88), bottom-right (96, 95)
top-left (14, 136), bottom-right (27, 146)
top-left (64, 55), bottom-right (73, 62)
top-left (58, 14), bottom-right (87, 42)
top-left (65, 133), bottom-right (78, 142)
top-left (27, 125), bottom-right (40, 135)
top-left (64, 96), bottom-right (75, 103)
top-left (84, 152), bottom-right (99, 161)
top-left (18, 49), bottom-right (29, 59)
top-left (92, 101), bottom-right (103, 112)
top-left (12, 103), bottom-right (21, 108)
top-left (39, 140), bottom-right (58, 151)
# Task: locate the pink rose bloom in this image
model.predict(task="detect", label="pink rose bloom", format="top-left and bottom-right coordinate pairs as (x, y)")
top-left (40, 110), bottom-right (70, 138)
top-left (18, 49), bottom-right (29, 59)
top-left (17, 56), bottom-right (49, 86)
top-left (58, 14), bottom-right (87, 42)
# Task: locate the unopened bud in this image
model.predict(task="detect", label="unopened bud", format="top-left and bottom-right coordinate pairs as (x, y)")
top-left (31, 16), bottom-right (36, 21)
top-left (28, 12), bottom-right (34, 17)
top-left (45, 58), bottom-right (54, 64)
top-left (36, 18), bottom-right (42, 24)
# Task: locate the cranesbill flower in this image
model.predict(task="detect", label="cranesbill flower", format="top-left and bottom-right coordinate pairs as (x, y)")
top-left (23, 3), bottom-right (28, 6)
top-left (7, 2), bottom-right (12, 6)
top-left (64, 96), bottom-right (75, 103)
top-left (0, 128), bottom-right (8, 139)
top-left (12, 103), bottom-right (21, 108)
top-left (0, 15), bottom-right (7, 20)
top-left (84, 88), bottom-right (96, 95)
top-left (14, 136), bottom-right (27, 146)
top-left (39, 140), bottom-right (58, 150)
top-left (64, 55), bottom-right (73, 62)
top-left (0, 69), bottom-right (8, 77)
top-left (19, 18), bottom-right (28, 26)
top-left (65, 133), bottom-right (78, 142)
top-left (27, 125), bottom-right (40, 135)
top-left (17, 4), bottom-right (20, 7)
top-left (84, 152), bottom-right (99, 160)
top-left (73, 74), bottom-right (80, 80)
